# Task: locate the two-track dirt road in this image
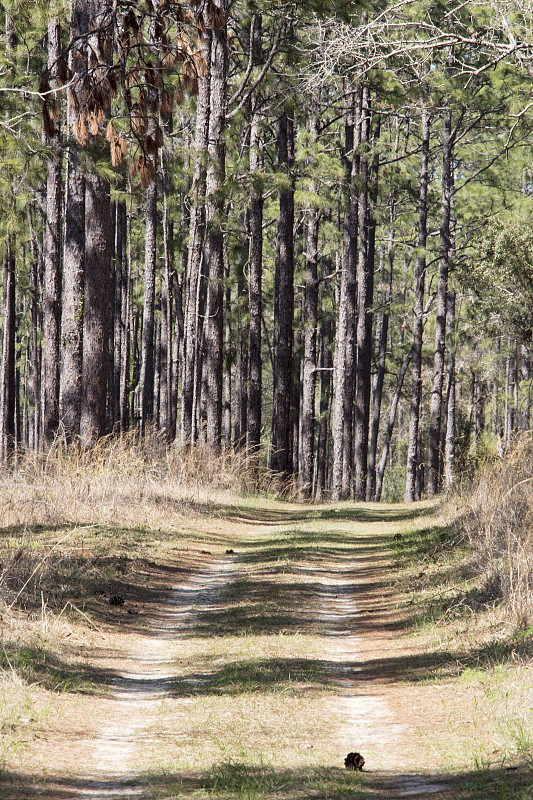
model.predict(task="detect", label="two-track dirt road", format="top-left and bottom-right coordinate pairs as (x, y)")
top-left (3, 502), bottom-right (517, 800)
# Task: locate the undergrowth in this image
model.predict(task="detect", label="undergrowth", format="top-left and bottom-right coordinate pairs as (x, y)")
top-left (457, 433), bottom-right (533, 627)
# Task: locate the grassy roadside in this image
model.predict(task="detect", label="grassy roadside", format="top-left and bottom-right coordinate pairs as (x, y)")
top-left (0, 451), bottom-right (532, 800)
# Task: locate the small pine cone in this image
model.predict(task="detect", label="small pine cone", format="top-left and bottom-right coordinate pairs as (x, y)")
top-left (109, 594), bottom-right (125, 607)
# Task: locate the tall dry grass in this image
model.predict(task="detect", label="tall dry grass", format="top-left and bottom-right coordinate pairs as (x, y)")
top-left (0, 430), bottom-right (271, 537)
top-left (460, 433), bottom-right (533, 626)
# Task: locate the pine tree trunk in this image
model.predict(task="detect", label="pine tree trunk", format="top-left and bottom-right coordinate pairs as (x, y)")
top-left (171, 266), bottom-right (184, 439)
top-left (234, 269), bottom-right (247, 448)
top-left (1, 239), bottom-right (16, 462)
top-left (140, 155), bottom-right (157, 434)
top-left (204, 1), bottom-right (228, 450)
top-left (315, 318), bottom-right (332, 501)
top-left (28, 207), bottom-right (41, 449)
top-left (271, 112), bottom-right (295, 478)
top-left (43, 18), bottom-right (62, 444)
top-left (160, 156), bottom-right (173, 438)
top-left (428, 109), bottom-right (452, 497)
top-left (444, 289), bottom-right (456, 490)
top-left (405, 109), bottom-right (430, 501)
top-left (106, 202), bottom-right (116, 432)
top-left (224, 263), bottom-right (232, 450)
top-left (299, 117), bottom-right (320, 499)
top-left (354, 87), bottom-right (374, 500)
top-left (292, 320), bottom-right (302, 486)
top-left (80, 0), bottom-right (112, 447)
top-left (247, 108), bottom-right (263, 453)
top-left (60, 0), bottom-right (86, 440)
top-left (367, 215), bottom-right (394, 501)
top-left (114, 200), bottom-right (127, 429)
top-left (119, 200), bottom-right (132, 432)
top-left (375, 346), bottom-right (414, 502)
top-left (331, 89), bottom-right (358, 501)
top-left (81, 171), bottom-right (111, 447)
top-left (181, 30), bottom-right (211, 445)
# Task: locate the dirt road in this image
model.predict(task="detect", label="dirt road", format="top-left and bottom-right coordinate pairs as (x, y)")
top-left (2, 502), bottom-right (529, 799)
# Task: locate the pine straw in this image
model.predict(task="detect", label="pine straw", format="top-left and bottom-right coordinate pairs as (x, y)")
top-left (459, 433), bottom-right (533, 626)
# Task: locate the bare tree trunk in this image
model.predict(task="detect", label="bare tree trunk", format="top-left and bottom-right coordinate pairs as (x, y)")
top-left (204, 1), bottom-right (228, 450)
top-left (444, 289), bottom-right (456, 490)
top-left (367, 214), bottom-right (394, 501)
top-left (331, 89), bottom-right (358, 500)
top-left (181, 30), bottom-right (211, 445)
top-left (234, 269), bottom-right (248, 447)
top-left (315, 317), bottom-right (332, 501)
top-left (43, 18), bottom-right (62, 444)
top-left (247, 107), bottom-right (263, 453)
top-left (140, 154), bottom-right (158, 434)
top-left (81, 171), bottom-right (111, 447)
top-left (428, 108), bottom-right (452, 496)
top-left (299, 116), bottom-right (320, 499)
top-left (1, 239), bottom-right (16, 462)
top-left (80, 0), bottom-right (112, 448)
top-left (271, 112), bottom-right (295, 478)
top-left (114, 200), bottom-right (126, 429)
top-left (224, 258), bottom-right (232, 449)
top-left (61, 0), bottom-right (87, 441)
top-left (375, 346), bottom-right (414, 502)
top-left (119, 200), bottom-right (132, 432)
top-left (354, 87), bottom-right (374, 500)
top-left (160, 156), bottom-right (173, 438)
top-left (171, 266), bottom-right (184, 439)
top-left (405, 109), bottom-right (430, 501)
top-left (28, 207), bottom-right (41, 449)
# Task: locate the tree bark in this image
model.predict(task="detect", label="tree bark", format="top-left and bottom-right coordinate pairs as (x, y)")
top-left (1, 239), bottom-right (16, 462)
top-left (247, 106), bottom-right (263, 453)
top-left (61, 0), bottom-right (86, 440)
top-left (204, 1), bottom-right (228, 450)
top-left (354, 87), bottom-right (374, 500)
top-left (81, 171), bottom-right (111, 447)
top-left (28, 207), bottom-right (41, 449)
top-left (43, 18), bottom-right (62, 444)
top-left (315, 317), bottom-right (332, 501)
top-left (367, 215), bottom-right (394, 501)
top-left (405, 108), bottom-right (430, 501)
top-left (428, 108), bottom-right (452, 497)
top-left (271, 111), bottom-right (295, 478)
top-left (375, 346), bottom-right (414, 502)
top-left (234, 268), bottom-right (248, 448)
top-left (331, 89), bottom-right (358, 501)
top-left (444, 289), bottom-right (456, 490)
top-left (224, 260), bottom-right (232, 450)
top-left (80, 0), bottom-right (112, 448)
top-left (299, 116), bottom-right (320, 499)
top-left (140, 154), bottom-right (157, 434)
top-left (181, 26), bottom-right (211, 445)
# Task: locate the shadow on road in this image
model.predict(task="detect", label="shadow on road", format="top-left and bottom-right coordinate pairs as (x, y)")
top-left (2, 760), bottom-right (531, 800)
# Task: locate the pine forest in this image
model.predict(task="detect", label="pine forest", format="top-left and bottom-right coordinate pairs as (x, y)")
top-left (2, 0), bottom-right (533, 503)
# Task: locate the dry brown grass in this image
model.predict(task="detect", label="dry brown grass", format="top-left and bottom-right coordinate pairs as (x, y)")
top-left (0, 430), bottom-right (270, 536)
top-left (458, 433), bottom-right (533, 626)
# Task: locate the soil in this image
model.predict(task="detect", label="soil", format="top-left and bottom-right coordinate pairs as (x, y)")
top-left (1, 504), bottom-right (528, 800)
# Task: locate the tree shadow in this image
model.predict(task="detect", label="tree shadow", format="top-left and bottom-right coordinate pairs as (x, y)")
top-left (2, 760), bottom-right (531, 800)
top-left (178, 500), bottom-right (440, 527)
top-left (0, 641), bottom-right (122, 694)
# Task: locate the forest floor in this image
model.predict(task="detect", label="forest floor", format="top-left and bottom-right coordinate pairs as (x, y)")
top-left (1, 496), bottom-right (532, 800)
